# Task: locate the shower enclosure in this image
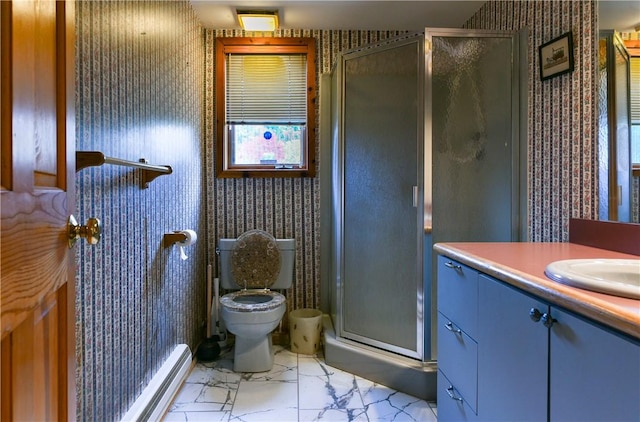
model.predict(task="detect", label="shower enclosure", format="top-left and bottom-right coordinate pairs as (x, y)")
top-left (321, 29), bottom-right (526, 400)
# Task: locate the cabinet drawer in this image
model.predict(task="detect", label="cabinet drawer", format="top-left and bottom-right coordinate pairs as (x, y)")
top-left (437, 256), bottom-right (478, 338)
top-left (437, 370), bottom-right (478, 422)
top-left (437, 312), bottom-right (478, 412)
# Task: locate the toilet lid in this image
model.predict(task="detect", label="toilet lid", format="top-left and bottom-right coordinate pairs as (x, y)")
top-left (231, 229), bottom-right (281, 289)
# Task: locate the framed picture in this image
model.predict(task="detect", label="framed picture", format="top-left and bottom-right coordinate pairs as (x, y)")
top-left (538, 32), bottom-right (574, 81)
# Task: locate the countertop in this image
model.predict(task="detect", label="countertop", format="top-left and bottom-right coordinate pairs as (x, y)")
top-left (433, 242), bottom-right (640, 340)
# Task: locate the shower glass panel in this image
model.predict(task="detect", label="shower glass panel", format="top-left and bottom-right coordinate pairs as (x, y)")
top-left (339, 36), bottom-right (424, 359)
top-left (430, 34), bottom-right (517, 243)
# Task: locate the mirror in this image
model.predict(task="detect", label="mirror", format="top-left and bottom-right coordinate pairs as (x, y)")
top-left (597, 1), bottom-right (639, 223)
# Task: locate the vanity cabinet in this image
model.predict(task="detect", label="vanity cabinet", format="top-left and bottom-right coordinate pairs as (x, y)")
top-left (437, 257), bottom-right (640, 422)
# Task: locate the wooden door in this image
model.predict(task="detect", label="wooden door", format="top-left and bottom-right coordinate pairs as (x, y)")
top-left (1, 1), bottom-right (76, 420)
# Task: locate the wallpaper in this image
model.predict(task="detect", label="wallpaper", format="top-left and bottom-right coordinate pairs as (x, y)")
top-left (466, 0), bottom-right (599, 241)
top-left (75, 1), bottom-right (205, 420)
top-left (75, 2), bottom-right (406, 418)
top-left (74, 0), bottom-right (610, 420)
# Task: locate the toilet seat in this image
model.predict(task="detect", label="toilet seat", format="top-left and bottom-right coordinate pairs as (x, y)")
top-left (220, 290), bottom-right (285, 312)
top-left (231, 230), bottom-right (281, 289)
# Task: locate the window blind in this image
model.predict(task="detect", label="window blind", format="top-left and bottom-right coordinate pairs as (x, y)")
top-left (226, 54), bottom-right (307, 125)
top-left (631, 57), bottom-right (640, 124)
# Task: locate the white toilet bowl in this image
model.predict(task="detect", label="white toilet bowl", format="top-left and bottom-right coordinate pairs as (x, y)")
top-left (220, 290), bottom-right (286, 371)
top-left (217, 230), bottom-right (295, 372)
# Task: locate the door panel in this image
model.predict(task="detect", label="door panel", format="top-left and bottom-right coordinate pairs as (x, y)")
top-left (478, 275), bottom-right (548, 421)
top-left (11, 293), bottom-right (62, 421)
top-left (338, 35), bottom-right (424, 359)
top-left (31, 0), bottom-right (58, 186)
top-left (1, 1), bottom-right (75, 419)
top-left (550, 308), bottom-right (640, 420)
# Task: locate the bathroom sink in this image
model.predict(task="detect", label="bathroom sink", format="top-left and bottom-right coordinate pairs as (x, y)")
top-left (545, 259), bottom-right (640, 299)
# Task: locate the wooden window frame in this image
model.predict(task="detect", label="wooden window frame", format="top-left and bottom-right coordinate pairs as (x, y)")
top-left (215, 37), bottom-right (316, 178)
top-left (629, 52), bottom-right (640, 177)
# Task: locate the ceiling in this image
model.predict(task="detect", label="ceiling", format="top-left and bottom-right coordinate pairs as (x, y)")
top-left (599, 0), bottom-right (640, 33)
top-left (190, 1), bottom-right (485, 31)
top-left (190, 1), bottom-right (640, 33)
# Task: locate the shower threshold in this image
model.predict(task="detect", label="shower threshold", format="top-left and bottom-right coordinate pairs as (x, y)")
top-left (322, 315), bottom-right (436, 401)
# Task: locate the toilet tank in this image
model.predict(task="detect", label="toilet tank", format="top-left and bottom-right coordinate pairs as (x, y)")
top-left (218, 238), bottom-right (295, 289)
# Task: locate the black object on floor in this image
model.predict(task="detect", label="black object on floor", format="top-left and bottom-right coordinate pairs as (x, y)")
top-left (196, 335), bottom-right (221, 361)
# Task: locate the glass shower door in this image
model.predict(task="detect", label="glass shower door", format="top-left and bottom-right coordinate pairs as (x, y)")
top-left (337, 35), bottom-right (425, 359)
top-left (428, 31), bottom-right (520, 244)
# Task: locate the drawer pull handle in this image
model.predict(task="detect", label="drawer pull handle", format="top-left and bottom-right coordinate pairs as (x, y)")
top-left (445, 322), bottom-right (462, 334)
top-left (446, 386), bottom-right (463, 402)
top-left (444, 261), bottom-right (462, 270)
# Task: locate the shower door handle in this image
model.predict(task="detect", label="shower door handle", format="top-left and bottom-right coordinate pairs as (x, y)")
top-left (412, 186), bottom-right (418, 207)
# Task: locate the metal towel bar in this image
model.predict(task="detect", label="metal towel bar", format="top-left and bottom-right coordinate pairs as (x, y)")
top-left (76, 151), bottom-right (172, 189)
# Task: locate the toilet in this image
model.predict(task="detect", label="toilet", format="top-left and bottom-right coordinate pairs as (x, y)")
top-left (218, 230), bottom-right (295, 372)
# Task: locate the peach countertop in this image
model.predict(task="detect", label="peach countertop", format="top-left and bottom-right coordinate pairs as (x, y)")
top-left (433, 242), bottom-right (640, 340)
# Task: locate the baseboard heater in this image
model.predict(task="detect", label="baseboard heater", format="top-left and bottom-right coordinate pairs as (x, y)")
top-left (121, 344), bottom-right (192, 422)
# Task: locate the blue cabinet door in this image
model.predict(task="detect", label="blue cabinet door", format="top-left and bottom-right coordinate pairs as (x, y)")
top-left (477, 275), bottom-right (548, 421)
top-left (550, 308), bottom-right (640, 421)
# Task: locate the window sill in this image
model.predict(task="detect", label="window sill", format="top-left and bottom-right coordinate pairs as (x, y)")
top-left (217, 168), bottom-right (316, 178)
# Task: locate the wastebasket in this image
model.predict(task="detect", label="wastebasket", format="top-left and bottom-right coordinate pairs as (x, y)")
top-left (289, 308), bottom-right (323, 354)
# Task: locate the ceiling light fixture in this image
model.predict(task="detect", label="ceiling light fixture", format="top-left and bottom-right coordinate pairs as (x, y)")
top-left (237, 10), bottom-right (279, 31)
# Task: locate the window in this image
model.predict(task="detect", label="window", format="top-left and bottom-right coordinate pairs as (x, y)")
top-left (631, 57), bottom-right (640, 175)
top-left (215, 37), bottom-right (316, 178)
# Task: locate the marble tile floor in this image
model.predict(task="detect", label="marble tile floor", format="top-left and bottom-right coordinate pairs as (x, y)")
top-left (163, 345), bottom-right (437, 422)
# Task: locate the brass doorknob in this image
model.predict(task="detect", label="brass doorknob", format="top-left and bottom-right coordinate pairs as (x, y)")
top-left (67, 215), bottom-right (101, 248)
